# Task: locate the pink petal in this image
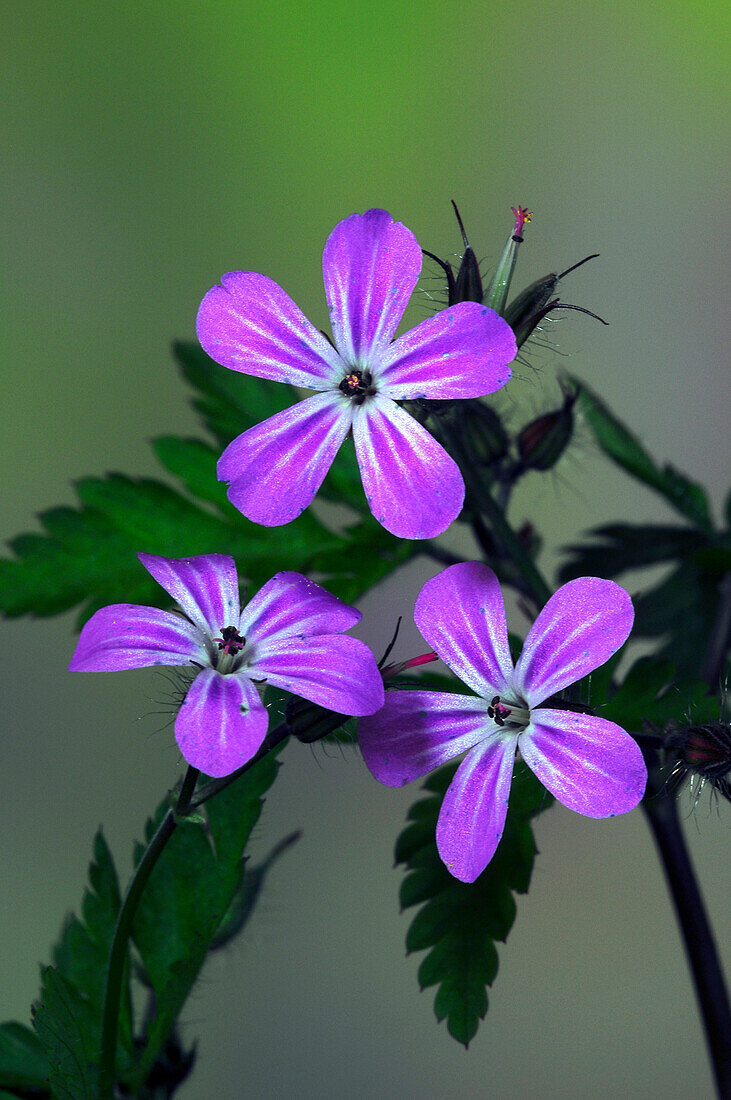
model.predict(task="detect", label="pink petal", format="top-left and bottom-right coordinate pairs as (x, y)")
top-left (378, 302), bottom-right (515, 400)
top-left (69, 604), bottom-right (204, 671)
top-left (196, 272), bottom-right (343, 388)
top-left (175, 668), bottom-right (268, 778)
top-left (239, 571), bottom-right (360, 644)
top-left (436, 735), bottom-right (518, 883)
top-left (138, 553), bottom-right (240, 637)
top-left (218, 392), bottom-right (352, 525)
top-left (247, 634), bottom-right (384, 716)
top-left (322, 210), bottom-right (422, 364)
top-left (413, 562), bottom-right (515, 698)
top-left (513, 578), bottom-right (634, 705)
top-left (520, 708), bottom-right (647, 817)
top-left (352, 394), bottom-right (463, 539)
top-left (358, 690), bottom-right (491, 787)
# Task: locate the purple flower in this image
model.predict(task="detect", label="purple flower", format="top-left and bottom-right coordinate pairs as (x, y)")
top-left (358, 562), bottom-right (647, 882)
top-left (196, 209), bottom-right (516, 539)
top-left (69, 553), bottom-right (384, 778)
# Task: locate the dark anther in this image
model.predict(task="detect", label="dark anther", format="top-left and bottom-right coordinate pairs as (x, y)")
top-left (216, 626), bottom-right (246, 655)
top-left (487, 694), bottom-right (508, 726)
top-left (339, 369), bottom-right (377, 405)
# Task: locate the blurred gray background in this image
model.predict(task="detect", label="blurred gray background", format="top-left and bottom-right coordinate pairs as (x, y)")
top-left (2, 3), bottom-right (729, 1097)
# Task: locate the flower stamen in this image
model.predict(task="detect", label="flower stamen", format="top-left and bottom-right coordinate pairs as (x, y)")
top-left (487, 694), bottom-right (530, 730)
top-left (338, 369), bottom-right (377, 405)
top-left (214, 625), bottom-right (246, 655)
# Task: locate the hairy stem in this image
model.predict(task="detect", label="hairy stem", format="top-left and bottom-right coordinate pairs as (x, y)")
top-left (97, 721), bottom-right (291, 1098)
top-left (97, 768), bottom-right (198, 1099)
top-left (642, 765), bottom-right (731, 1097)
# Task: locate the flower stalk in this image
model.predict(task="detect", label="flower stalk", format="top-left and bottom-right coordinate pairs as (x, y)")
top-left (98, 718), bottom-right (293, 1098)
top-left (97, 767), bottom-right (198, 1099)
top-left (642, 756), bottom-right (731, 1098)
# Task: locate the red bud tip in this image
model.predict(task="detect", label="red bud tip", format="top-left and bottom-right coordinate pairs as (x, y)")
top-left (510, 205), bottom-right (533, 238)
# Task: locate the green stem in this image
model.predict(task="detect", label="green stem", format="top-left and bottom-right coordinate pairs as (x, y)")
top-left (98, 719), bottom-right (292, 1098)
top-left (98, 816), bottom-right (174, 1097)
top-left (98, 766), bottom-right (199, 1099)
top-left (642, 764), bottom-right (731, 1097)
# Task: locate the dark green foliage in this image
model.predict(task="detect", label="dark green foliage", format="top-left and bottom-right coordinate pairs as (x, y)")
top-left (560, 524), bottom-right (731, 679)
top-left (211, 831), bottom-right (301, 951)
top-left (308, 518), bottom-right (415, 605)
top-left (571, 377), bottom-right (714, 532)
top-left (127, 749), bottom-right (282, 1092)
top-left (559, 523), bottom-right (704, 577)
top-left (173, 339), bottom-right (294, 446)
top-left (2, 752), bottom-right (287, 1098)
top-left (31, 968), bottom-right (95, 1100)
top-left (0, 472), bottom-right (337, 627)
top-left (0, 1022), bottom-right (50, 1095)
top-left (395, 760), bottom-right (552, 1047)
top-left (0, 340), bottom-right (414, 628)
top-left (51, 831), bottom-right (133, 1062)
top-left (601, 657), bottom-right (717, 733)
top-left (25, 832), bottom-right (132, 1093)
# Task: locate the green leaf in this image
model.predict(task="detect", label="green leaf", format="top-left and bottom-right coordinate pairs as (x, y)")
top-left (1, 339), bottom-right (423, 628)
top-left (309, 519), bottom-right (417, 605)
top-left (559, 524), bottom-right (703, 582)
top-left (0, 1022), bottom-right (50, 1093)
top-left (0, 471), bottom-right (340, 627)
top-left (31, 968), bottom-right (95, 1100)
top-left (48, 830), bottom-right (133, 1070)
top-left (173, 340), bottom-right (296, 446)
top-left (603, 657), bottom-right (716, 732)
top-left (559, 524), bottom-right (729, 679)
top-left (211, 830), bottom-right (301, 951)
top-left (396, 759), bottom-right (552, 1047)
top-left (25, 830), bottom-right (134, 1089)
top-left (127, 748), bottom-right (283, 1092)
top-left (570, 377), bottom-right (714, 531)
top-left (151, 435), bottom-right (233, 510)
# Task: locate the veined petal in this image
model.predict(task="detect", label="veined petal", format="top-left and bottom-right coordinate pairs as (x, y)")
top-left (218, 392), bottom-right (353, 525)
top-left (248, 635), bottom-right (384, 716)
top-left (323, 210), bottom-right (422, 364)
top-left (69, 604), bottom-right (204, 671)
top-left (196, 272), bottom-right (343, 388)
top-left (414, 562), bottom-right (515, 698)
top-left (436, 735), bottom-right (518, 883)
top-left (513, 578), bottom-right (634, 706)
top-left (138, 553), bottom-right (240, 638)
top-left (352, 394), bottom-right (463, 539)
top-left (175, 668), bottom-right (268, 778)
top-left (239, 571), bottom-right (360, 644)
top-left (358, 690), bottom-right (491, 787)
top-left (378, 302), bottom-right (515, 399)
top-left (520, 708), bottom-right (647, 818)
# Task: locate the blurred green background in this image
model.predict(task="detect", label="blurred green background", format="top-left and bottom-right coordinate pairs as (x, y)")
top-left (2, 3), bottom-right (728, 1097)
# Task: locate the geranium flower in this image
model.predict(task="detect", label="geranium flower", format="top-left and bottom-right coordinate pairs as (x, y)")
top-left (358, 562), bottom-right (647, 882)
top-left (69, 553), bottom-right (384, 777)
top-left (196, 209), bottom-right (516, 539)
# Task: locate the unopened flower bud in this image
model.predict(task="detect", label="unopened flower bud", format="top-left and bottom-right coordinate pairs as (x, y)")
top-left (516, 386), bottom-right (577, 471)
top-left (666, 720), bottom-right (731, 802)
top-left (483, 205), bottom-right (532, 316)
top-left (285, 695), bottom-right (349, 744)
top-left (505, 254), bottom-right (607, 348)
top-left (422, 201), bottom-right (483, 305)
